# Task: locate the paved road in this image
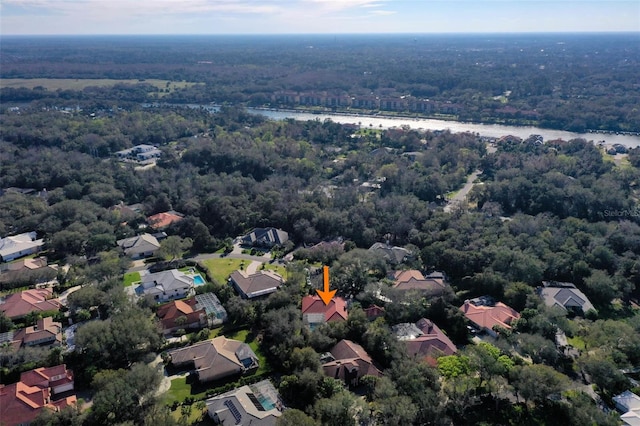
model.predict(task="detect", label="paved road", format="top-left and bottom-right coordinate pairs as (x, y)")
top-left (444, 170), bottom-right (482, 213)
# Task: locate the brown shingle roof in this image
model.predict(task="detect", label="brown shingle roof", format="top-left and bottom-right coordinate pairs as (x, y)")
top-left (230, 270), bottom-right (283, 299)
top-left (322, 339), bottom-right (381, 382)
top-left (169, 336), bottom-right (257, 382)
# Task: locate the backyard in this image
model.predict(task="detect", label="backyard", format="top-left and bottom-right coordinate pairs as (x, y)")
top-left (123, 271), bottom-right (141, 287)
top-left (200, 258), bottom-right (244, 284)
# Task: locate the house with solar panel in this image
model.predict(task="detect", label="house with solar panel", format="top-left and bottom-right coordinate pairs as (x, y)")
top-left (206, 379), bottom-right (284, 425)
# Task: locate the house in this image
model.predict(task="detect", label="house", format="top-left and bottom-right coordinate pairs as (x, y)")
top-left (0, 256), bottom-right (58, 285)
top-left (368, 242), bottom-right (412, 264)
top-left (393, 318), bottom-right (457, 363)
top-left (20, 364), bottom-right (75, 395)
top-left (241, 227), bottom-right (289, 248)
top-left (538, 281), bottom-right (595, 315)
top-left (157, 293), bottom-right (227, 334)
top-left (117, 233), bottom-right (161, 259)
top-left (6, 317), bottom-right (63, 350)
top-left (0, 232), bottom-right (45, 262)
top-left (322, 339), bottom-right (381, 386)
top-left (460, 296), bottom-right (520, 337)
top-left (363, 305), bottom-right (385, 321)
top-left (229, 270), bottom-right (284, 299)
top-left (168, 336), bottom-right (259, 383)
top-left (110, 201), bottom-right (143, 222)
top-left (0, 288), bottom-right (61, 320)
top-left (613, 390), bottom-right (640, 426)
top-left (301, 295), bottom-right (348, 329)
top-left (0, 365), bottom-right (76, 426)
top-left (136, 269), bottom-right (195, 303)
top-left (206, 379), bottom-right (283, 426)
top-left (146, 211), bottom-right (184, 230)
top-left (391, 270), bottom-right (448, 296)
top-left (114, 144), bottom-right (161, 161)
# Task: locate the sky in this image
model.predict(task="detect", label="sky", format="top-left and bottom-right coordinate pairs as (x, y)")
top-left (1, 0), bottom-right (639, 35)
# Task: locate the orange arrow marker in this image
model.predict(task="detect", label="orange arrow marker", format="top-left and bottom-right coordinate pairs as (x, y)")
top-left (316, 265), bottom-right (336, 306)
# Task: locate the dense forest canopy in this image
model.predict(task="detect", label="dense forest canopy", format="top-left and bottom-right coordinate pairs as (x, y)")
top-left (1, 33), bottom-right (639, 132)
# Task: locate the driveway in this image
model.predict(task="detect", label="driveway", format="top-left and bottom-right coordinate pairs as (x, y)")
top-left (58, 285), bottom-right (82, 306)
top-left (444, 170), bottom-right (481, 213)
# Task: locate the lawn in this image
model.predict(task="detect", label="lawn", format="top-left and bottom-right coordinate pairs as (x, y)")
top-left (201, 258), bottom-right (245, 284)
top-left (262, 263), bottom-right (287, 278)
top-left (226, 328), bottom-right (271, 375)
top-left (0, 78), bottom-right (199, 95)
top-left (567, 335), bottom-right (587, 351)
top-left (123, 271), bottom-right (141, 287)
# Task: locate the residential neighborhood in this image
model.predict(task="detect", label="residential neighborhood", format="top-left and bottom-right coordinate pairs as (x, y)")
top-left (1, 97), bottom-right (639, 426)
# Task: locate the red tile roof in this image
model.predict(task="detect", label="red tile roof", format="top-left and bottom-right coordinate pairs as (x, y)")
top-left (0, 365), bottom-right (76, 426)
top-left (363, 305), bottom-right (385, 320)
top-left (157, 298), bottom-right (205, 331)
top-left (146, 211), bottom-right (184, 229)
top-left (0, 288), bottom-right (61, 319)
top-left (460, 300), bottom-right (520, 332)
top-left (11, 316), bottom-right (62, 347)
top-left (401, 319), bottom-right (457, 360)
top-left (20, 364), bottom-right (72, 389)
top-left (301, 295), bottom-right (348, 323)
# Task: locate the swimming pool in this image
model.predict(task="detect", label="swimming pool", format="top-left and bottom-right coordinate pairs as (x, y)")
top-left (193, 274), bottom-right (205, 285)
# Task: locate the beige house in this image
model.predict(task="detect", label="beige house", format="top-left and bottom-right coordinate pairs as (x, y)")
top-left (168, 336), bottom-right (258, 382)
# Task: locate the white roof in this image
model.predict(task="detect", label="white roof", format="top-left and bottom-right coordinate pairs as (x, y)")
top-left (117, 233), bottom-right (160, 256)
top-left (141, 269), bottom-right (194, 294)
top-left (615, 391), bottom-right (640, 412)
top-left (621, 410), bottom-right (640, 426)
top-left (0, 232), bottom-right (44, 259)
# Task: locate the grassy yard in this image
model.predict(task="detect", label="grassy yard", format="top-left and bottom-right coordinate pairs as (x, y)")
top-left (201, 258), bottom-right (245, 284)
top-left (0, 78), bottom-right (199, 95)
top-left (226, 328), bottom-right (271, 375)
top-left (567, 335), bottom-right (587, 351)
top-left (262, 263), bottom-right (287, 278)
top-left (123, 271), bottom-right (141, 287)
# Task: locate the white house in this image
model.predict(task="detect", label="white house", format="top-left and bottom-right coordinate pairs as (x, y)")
top-left (0, 232), bottom-right (45, 262)
top-left (117, 233), bottom-right (161, 259)
top-left (136, 269), bottom-right (195, 302)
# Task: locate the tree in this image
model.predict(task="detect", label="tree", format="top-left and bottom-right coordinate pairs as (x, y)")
top-left (510, 364), bottom-right (569, 406)
top-left (276, 409), bottom-right (317, 426)
top-left (437, 355), bottom-right (471, 379)
top-left (0, 311), bottom-right (14, 333)
top-left (75, 305), bottom-right (161, 370)
top-left (313, 390), bottom-right (364, 426)
top-left (66, 285), bottom-right (108, 312)
top-left (156, 236), bottom-right (192, 261)
top-left (579, 354), bottom-right (630, 395)
top-left (517, 333), bottom-right (559, 366)
top-left (89, 363), bottom-right (162, 425)
top-left (466, 342), bottom-right (512, 392)
top-left (31, 404), bottom-right (86, 426)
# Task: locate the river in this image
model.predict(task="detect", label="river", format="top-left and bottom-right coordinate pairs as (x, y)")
top-left (247, 108), bottom-right (640, 148)
top-left (142, 103), bottom-right (640, 148)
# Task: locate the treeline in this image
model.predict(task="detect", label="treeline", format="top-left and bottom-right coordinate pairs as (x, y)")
top-left (1, 34), bottom-right (639, 132)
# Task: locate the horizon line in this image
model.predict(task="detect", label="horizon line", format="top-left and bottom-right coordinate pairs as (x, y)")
top-left (1, 30), bottom-right (639, 38)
